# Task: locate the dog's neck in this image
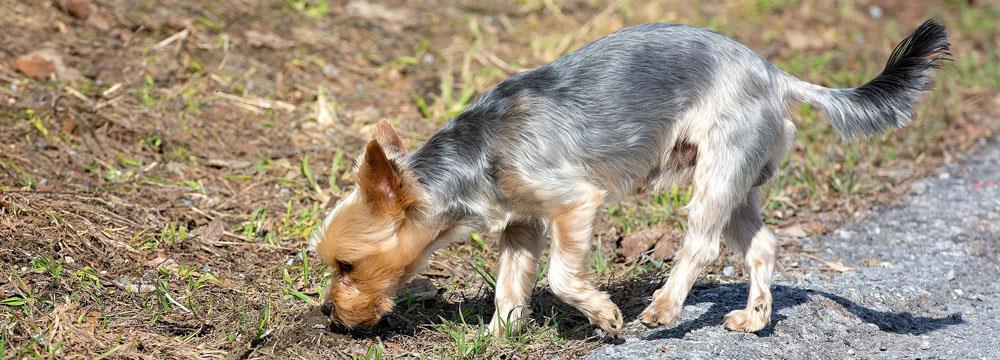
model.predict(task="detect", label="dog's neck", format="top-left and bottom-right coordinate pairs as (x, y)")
top-left (403, 107), bottom-right (511, 234)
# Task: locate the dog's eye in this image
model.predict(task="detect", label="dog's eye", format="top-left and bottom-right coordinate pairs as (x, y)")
top-left (336, 260), bottom-right (353, 273)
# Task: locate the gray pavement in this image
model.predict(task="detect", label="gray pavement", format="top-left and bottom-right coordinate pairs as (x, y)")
top-left (587, 139), bottom-right (1000, 359)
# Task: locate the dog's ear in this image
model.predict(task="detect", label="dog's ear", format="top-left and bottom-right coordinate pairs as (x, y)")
top-left (358, 138), bottom-right (412, 217)
top-left (372, 121), bottom-right (406, 156)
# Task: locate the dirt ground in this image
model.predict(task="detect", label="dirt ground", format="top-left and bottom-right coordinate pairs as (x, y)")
top-left (1, 0), bottom-right (997, 359)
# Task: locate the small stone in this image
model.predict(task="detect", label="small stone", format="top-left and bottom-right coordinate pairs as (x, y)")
top-left (15, 52), bottom-right (57, 79)
top-left (60, 0), bottom-right (94, 20)
top-left (947, 270), bottom-right (956, 281)
top-left (15, 50), bottom-right (78, 80)
top-left (776, 224), bottom-right (808, 238)
top-left (868, 5), bottom-right (883, 19)
top-left (954, 289), bottom-right (964, 296)
top-left (244, 30), bottom-right (293, 49)
top-left (938, 171), bottom-right (951, 180)
top-left (404, 277), bottom-right (440, 302)
top-left (115, 275), bottom-right (155, 293)
top-left (838, 230), bottom-right (853, 239)
top-left (722, 266), bottom-right (735, 277)
top-left (64, 256), bottom-right (75, 265)
top-left (616, 227), bottom-right (667, 261)
top-left (322, 65), bottom-right (340, 77)
top-left (346, 0), bottom-right (413, 30)
top-left (190, 220), bottom-right (224, 243)
top-left (651, 234), bottom-right (679, 259)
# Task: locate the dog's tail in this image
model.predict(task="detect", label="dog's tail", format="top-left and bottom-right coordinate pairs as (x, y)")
top-left (780, 19), bottom-right (950, 139)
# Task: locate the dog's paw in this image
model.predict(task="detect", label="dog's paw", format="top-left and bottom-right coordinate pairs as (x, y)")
top-left (639, 302), bottom-right (679, 328)
top-left (724, 308), bottom-right (769, 333)
top-left (589, 305), bottom-right (624, 337)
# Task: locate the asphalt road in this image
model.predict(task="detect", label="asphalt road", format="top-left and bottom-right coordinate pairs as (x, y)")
top-left (586, 139), bottom-right (1000, 359)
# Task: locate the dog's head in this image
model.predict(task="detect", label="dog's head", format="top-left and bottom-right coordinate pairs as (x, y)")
top-left (314, 122), bottom-right (436, 329)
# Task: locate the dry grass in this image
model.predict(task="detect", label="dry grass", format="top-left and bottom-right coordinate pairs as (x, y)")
top-left (1, 0), bottom-right (997, 358)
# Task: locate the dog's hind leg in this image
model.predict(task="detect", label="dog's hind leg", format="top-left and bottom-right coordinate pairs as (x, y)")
top-left (721, 187), bottom-right (777, 332)
top-left (640, 136), bottom-right (760, 327)
top-left (489, 219), bottom-right (546, 336)
top-left (546, 188), bottom-right (624, 337)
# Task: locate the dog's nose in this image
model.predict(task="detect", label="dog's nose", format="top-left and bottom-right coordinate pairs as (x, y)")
top-left (321, 301), bottom-right (333, 317)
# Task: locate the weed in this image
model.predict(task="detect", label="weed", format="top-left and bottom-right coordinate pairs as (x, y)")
top-left (73, 266), bottom-right (102, 291)
top-left (469, 233), bottom-right (487, 251)
top-left (239, 208), bottom-right (268, 241)
top-left (589, 238), bottom-right (608, 275)
top-left (355, 342), bottom-right (385, 360)
top-left (187, 272), bottom-right (219, 293)
top-left (253, 303), bottom-right (273, 346)
top-left (154, 279), bottom-right (173, 311)
top-left (169, 147), bottom-right (198, 163)
top-left (469, 257), bottom-right (496, 290)
top-left (279, 201), bottom-right (320, 240)
top-left (300, 155), bottom-right (322, 195)
top-left (0, 157), bottom-right (34, 188)
top-left (193, 17), bottom-right (225, 31)
top-left (93, 344), bottom-right (126, 360)
top-left (30, 256), bottom-right (63, 279)
top-left (22, 109), bottom-right (48, 137)
top-left (328, 150), bottom-right (346, 193)
top-left (284, 0), bottom-right (329, 17)
top-left (138, 74), bottom-right (158, 107)
top-left (0, 295), bottom-right (27, 308)
top-left (435, 309), bottom-right (493, 359)
top-left (142, 135), bottom-right (163, 153)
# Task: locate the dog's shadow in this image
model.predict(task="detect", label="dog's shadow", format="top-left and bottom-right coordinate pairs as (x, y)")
top-left (634, 281), bottom-right (965, 340)
top-left (333, 276), bottom-right (964, 341)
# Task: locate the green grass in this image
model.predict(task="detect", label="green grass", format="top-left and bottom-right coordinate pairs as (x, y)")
top-left (354, 342), bottom-right (386, 360)
top-left (434, 309), bottom-right (494, 359)
top-left (284, 0), bottom-right (329, 18)
top-left (607, 184), bottom-right (691, 234)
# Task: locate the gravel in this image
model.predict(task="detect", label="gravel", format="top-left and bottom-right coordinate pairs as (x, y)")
top-left (586, 140), bottom-right (1000, 359)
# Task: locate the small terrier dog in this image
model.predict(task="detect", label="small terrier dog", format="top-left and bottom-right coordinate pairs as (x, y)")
top-left (313, 20), bottom-right (949, 336)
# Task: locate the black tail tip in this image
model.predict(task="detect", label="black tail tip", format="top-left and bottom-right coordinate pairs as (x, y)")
top-left (903, 19), bottom-right (952, 66)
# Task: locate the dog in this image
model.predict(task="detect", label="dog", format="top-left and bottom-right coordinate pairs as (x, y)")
top-left (311, 20), bottom-right (949, 336)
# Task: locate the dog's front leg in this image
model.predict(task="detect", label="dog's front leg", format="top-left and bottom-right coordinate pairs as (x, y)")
top-left (488, 219), bottom-right (546, 336)
top-left (547, 190), bottom-right (623, 337)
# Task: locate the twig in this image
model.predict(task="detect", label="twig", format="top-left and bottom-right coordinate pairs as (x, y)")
top-left (92, 95), bottom-right (124, 111)
top-left (212, 240), bottom-right (294, 251)
top-left (63, 85), bottom-right (93, 105)
top-left (801, 253), bottom-right (854, 272)
top-left (101, 83), bottom-right (123, 98)
top-left (215, 92), bottom-right (296, 112)
top-left (163, 291), bottom-right (192, 313)
top-left (153, 29), bottom-right (189, 50)
top-left (189, 206), bottom-right (216, 221)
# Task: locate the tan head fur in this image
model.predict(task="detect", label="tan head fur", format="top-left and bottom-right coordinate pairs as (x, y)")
top-left (315, 121), bottom-right (438, 328)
